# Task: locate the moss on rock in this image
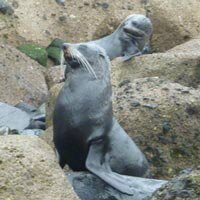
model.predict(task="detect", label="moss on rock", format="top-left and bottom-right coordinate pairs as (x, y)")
top-left (17, 44), bottom-right (48, 66)
top-left (46, 38), bottom-right (65, 64)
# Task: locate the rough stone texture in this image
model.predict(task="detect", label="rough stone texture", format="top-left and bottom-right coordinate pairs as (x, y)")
top-left (0, 102), bottom-right (30, 131)
top-left (112, 40), bottom-right (200, 89)
top-left (68, 172), bottom-right (167, 200)
top-left (46, 83), bottom-right (63, 128)
top-left (112, 77), bottom-right (200, 179)
top-left (40, 126), bottom-right (54, 148)
top-left (0, 44), bottom-right (48, 106)
top-left (149, 168), bottom-right (200, 200)
top-left (146, 0), bottom-right (200, 52)
top-left (167, 39), bottom-right (200, 53)
top-left (2, 0), bottom-right (145, 46)
top-left (45, 65), bottom-right (65, 89)
top-left (0, 135), bottom-right (79, 200)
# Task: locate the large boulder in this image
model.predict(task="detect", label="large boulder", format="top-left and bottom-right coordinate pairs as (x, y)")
top-left (0, 44), bottom-right (48, 106)
top-left (149, 168), bottom-right (200, 200)
top-left (146, 0), bottom-right (200, 52)
top-left (112, 39), bottom-right (200, 89)
top-left (68, 172), bottom-right (167, 200)
top-left (0, 135), bottom-right (79, 200)
top-left (112, 77), bottom-right (200, 179)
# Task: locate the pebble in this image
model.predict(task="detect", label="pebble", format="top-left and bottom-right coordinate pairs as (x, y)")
top-left (143, 103), bottom-right (158, 109)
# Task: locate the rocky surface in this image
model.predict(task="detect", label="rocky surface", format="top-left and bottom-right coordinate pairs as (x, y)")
top-left (112, 39), bottom-right (200, 89)
top-left (149, 168), bottom-right (200, 200)
top-left (146, 0), bottom-right (200, 52)
top-left (40, 126), bottom-right (54, 148)
top-left (112, 77), bottom-right (200, 179)
top-left (0, 135), bottom-right (79, 200)
top-left (45, 65), bottom-right (65, 89)
top-left (0, 102), bottom-right (30, 131)
top-left (68, 172), bottom-right (167, 200)
top-left (0, 44), bottom-right (48, 106)
top-left (46, 82), bottom-right (64, 128)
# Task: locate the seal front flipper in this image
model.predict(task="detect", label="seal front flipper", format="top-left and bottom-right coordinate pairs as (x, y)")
top-left (86, 140), bottom-right (135, 195)
top-left (122, 51), bottom-right (142, 62)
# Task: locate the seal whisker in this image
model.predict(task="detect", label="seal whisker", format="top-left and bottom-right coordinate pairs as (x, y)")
top-left (73, 49), bottom-right (97, 79)
top-left (79, 56), bottom-right (97, 79)
top-left (60, 50), bottom-right (65, 68)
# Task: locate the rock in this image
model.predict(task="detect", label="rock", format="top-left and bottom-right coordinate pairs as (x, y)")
top-left (167, 38), bottom-right (200, 53)
top-left (0, 44), bottom-right (48, 106)
top-left (17, 43), bottom-right (48, 66)
top-left (39, 126), bottom-right (54, 148)
top-left (15, 102), bottom-right (38, 114)
top-left (19, 129), bottom-right (44, 136)
top-left (0, 102), bottom-right (31, 131)
top-left (15, 102), bottom-right (46, 130)
top-left (0, 135), bottom-right (79, 200)
top-left (55, 0), bottom-right (65, 5)
top-left (68, 172), bottom-right (167, 200)
top-left (0, 126), bottom-right (9, 135)
top-left (0, 0), bottom-right (14, 15)
top-left (146, 0), bottom-right (200, 52)
top-left (46, 38), bottom-right (65, 65)
top-left (112, 77), bottom-right (200, 179)
top-left (46, 47), bottom-right (62, 65)
top-left (45, 65), bottom-right (65, 88)
top-left (46, 83), bottom-right (64, 128)
top-left (149, 168), bottom-right (200, 200)
top-left (112, 40), bottom-right (200, 88)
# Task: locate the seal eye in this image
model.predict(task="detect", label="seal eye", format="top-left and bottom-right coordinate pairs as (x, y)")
top-left (99, 53), bottom-right (105, 58)
top-left (131, 21), bottom-right (138, 27)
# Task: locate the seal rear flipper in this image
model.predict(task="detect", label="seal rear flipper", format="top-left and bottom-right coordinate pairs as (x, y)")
top-left (85, 140), bottom-right (135, 195)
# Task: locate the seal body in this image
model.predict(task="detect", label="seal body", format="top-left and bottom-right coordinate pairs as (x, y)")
top-left (53, 43), bottom-right (149, 195)
top-left (90, 14), bottom-right (153, 61)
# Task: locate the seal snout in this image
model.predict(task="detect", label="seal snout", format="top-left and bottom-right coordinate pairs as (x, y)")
top-left (62, 43), bottom-right (72, 58)
top-left (62, 43), bottom-right (70, 51)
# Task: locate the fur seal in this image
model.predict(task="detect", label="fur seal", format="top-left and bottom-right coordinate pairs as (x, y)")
top-left (53, 43), bottom-right (149, 195)
top-left (90, 14), bottom-right (153, 61)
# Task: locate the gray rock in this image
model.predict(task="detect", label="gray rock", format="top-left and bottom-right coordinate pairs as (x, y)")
top-left (19, 129), bottom-right (44, 136)
top-left (148, 168), bottom-right (200, 200)
top-left (0, 102), bottom-right (31, 131)
top-left (68, 172), bottom-right (167, 200)
top-left (0, 0), bottom-right (14, 15)
top-left (55, 0), bottom-right (65, 5)
top-left (15, 102), bottom-right (46, 130)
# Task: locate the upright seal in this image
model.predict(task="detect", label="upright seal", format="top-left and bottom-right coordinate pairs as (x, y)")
top-left (90, 14), bottom-right (153, 61)
top-left (53, 43), bottom-right (149, 195)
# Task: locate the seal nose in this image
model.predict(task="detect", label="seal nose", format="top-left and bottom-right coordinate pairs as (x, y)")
top-left (62, 43), bottom-right (70, 50)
